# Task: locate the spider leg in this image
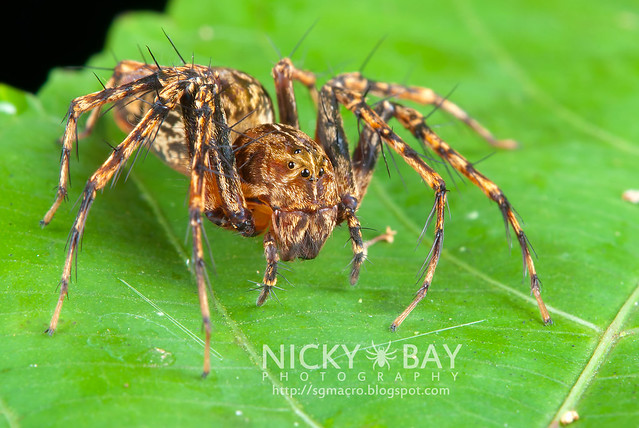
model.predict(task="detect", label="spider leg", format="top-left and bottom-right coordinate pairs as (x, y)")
top-left (76, 61), bottom-right (158, 140)
top-left (271, 58), bottom-right (318, 128)
top-left (256, 232), bottom-right (280, 306)
top-left (183, 83), bottom-right (220, 378)
top-left (200, 93), bottom-right (255, 236)
top-left (331, 72), bottom-right (518, 149)
top-left (184, 70), bottom-right (265, 374)
top-left (352, 101), bottom-right (394, 201)
top-left (328, 86), bottom-right (448, 331)
top-left (316, 85), bottom-right (365, 284)
top-left (182, 73), bottom-right (258, 376)
top-left (345, 213), bottom-right (364, 285)
top-left (391, 103), bottom-right (552, 325)
top-left (42, 72), bottom-right (162, 226)
top-left (349, 102), bottom-right (401, 279)
top-left (46, 89), bottom-right (175, 337)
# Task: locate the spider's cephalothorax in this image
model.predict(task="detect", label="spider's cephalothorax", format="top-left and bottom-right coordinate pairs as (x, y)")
top-left (233, 124), bottom-right (340, 262)
top-left (42, 53), bottom-right (552, 377)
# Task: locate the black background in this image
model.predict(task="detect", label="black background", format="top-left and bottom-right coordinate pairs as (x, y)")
top-left (1, 0), bottom-right (168, 93)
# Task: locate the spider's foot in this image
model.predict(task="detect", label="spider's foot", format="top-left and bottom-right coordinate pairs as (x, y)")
top-left (41, 212), bottom-right (55, 228)
top-left (531, 275), bottom-right (552, 326)
top-left (256, 286), bottom-right (271, 307)
top-left (250, 281), bottom-right (284, 306)
top-left (40, 213), bottom-right (56, 228)
top-left (492, 138), bottom-right (520, 150)
top-left (349, 255), bottom-right (363, 286)
top-left (47, 286), bottom-right (68, 334)
top-left (391, 285), bottom-right (428, 332)
top-left (42, 191), bottom-right (67, 227)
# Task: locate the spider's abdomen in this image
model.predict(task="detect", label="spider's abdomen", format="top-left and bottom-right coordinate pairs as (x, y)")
top-left (110, 61), bottom-right (275, 175)
top-left (234, 123), bottom-right (340, 260)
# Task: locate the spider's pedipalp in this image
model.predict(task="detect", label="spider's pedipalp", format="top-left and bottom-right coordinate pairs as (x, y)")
top-left (346, 212), bottom-right (364, 285)
top-left (256, 232), bottom-right (280, 306)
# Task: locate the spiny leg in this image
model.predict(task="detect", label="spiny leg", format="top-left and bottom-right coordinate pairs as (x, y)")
top-left (345, 210), bottom-right (365, 285)
top-left (46, 94), bottom-right (174, 335)
top-left (76, 61), bottom-right (159, 140)
top-left (256, 232), bottom-right (280, 306)
top-left (343, 102), bottom-right (397, 281)
top-left (42, 73), bottom-right (162, 226)
top-left (200, 85), bottom-right (255, 236)
top-left (392, 103), bottom-right (551, 325)
top-left (184, 73), bottom-right (257, 376)
top-left (316, 85), bottom-right (366, 283)
top-left (188, 198), bottom-right (212, 379)
top-left (340, 102), bottom-right (396, 283)
top-left (331, 72), bottom-right (518, 149)
top-left (329, 86), bottom-right (448, 330)
top-left (183, 83), bottom-right (220, 377)
top-left (272, 58), bottom-right (319, 128)
top-left (184, 80), bottom-right (240, 378)
top-left (351, 101), bottom-right (394, 202)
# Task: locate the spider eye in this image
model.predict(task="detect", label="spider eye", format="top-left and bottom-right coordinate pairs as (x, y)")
top-left (288, 161), bottom-right (295, 169)
top-left (318, 167), bottom-right (325, 177)
top-left (301, 169), bottom-right (310, 178)
top-left (294, 149), bottom-right (301, 154)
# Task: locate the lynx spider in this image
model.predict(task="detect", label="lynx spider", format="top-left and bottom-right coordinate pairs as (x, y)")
top-left (42, 40), bottom-right (552, 377)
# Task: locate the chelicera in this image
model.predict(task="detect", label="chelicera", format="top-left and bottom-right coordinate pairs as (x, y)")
top-left (42, 41), bottom-right (551, 377)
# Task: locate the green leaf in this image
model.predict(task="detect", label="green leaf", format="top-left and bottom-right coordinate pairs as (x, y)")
top-left (2, 0), bottom-right (638, 426)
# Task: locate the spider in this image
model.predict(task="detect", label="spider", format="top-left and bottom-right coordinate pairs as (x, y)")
top-left (42, 43), bottom-right (552, 377)
top-left (366, 341), bottom-right (397, 370)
